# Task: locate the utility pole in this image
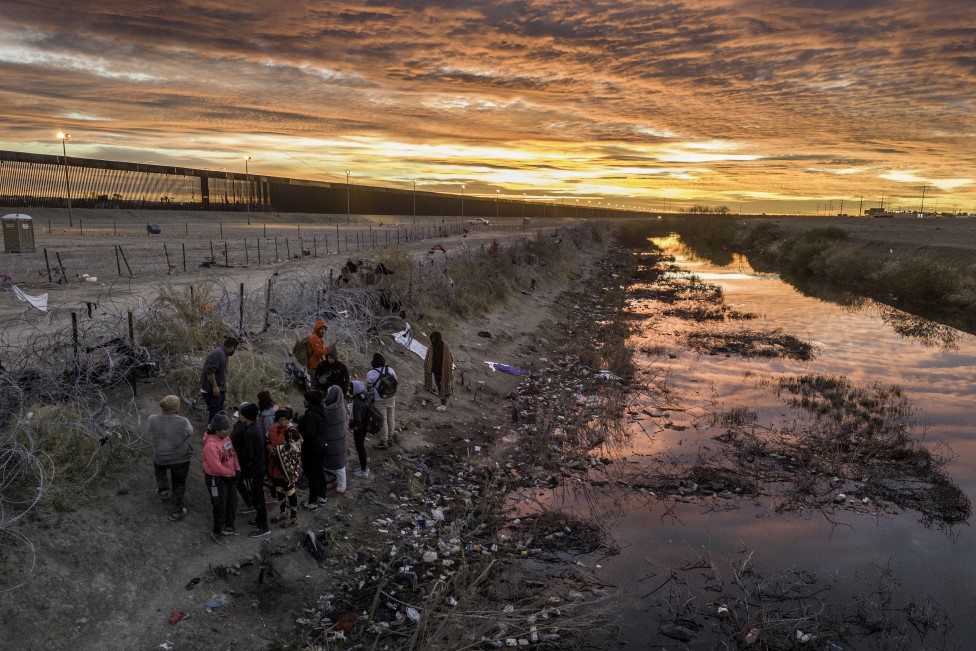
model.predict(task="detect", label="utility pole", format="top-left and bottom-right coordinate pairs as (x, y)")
top-left (920, 185), bottom-right (926, 214)
top-left (858, 196), bottom-right (863, 216)
top-left (840, 199), bottom-right (844, 215)
top-left (880, 192), bottom-right (885, 212)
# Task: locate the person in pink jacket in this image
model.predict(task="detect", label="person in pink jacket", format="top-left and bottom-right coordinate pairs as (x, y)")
top-left (202, 413), bottom-right (240, 545)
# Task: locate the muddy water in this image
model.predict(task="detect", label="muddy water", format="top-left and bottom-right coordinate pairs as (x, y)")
top-left (541, 237), bottom-right (976, 648)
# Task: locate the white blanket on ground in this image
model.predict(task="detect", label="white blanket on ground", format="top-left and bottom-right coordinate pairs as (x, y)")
top-left (12, 285), bottom-right (48, 312)
top-left (394, 326), bottom-right (428, 359)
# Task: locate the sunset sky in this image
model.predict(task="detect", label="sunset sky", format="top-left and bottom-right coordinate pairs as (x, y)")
top-left (0, 1), bottom-right (974, 214)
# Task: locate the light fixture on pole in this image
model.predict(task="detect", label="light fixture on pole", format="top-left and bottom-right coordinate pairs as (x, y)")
top-left (495, 189), bottom-right (499, 218)
top-left (244, 155), bottom-right (252, 224)
top-left (413, 179), bottom-right (417, 217)
top-left (56, 132), bottom-right (74, 227)
top-left (522, 193), bottom-right (526, 219)
top-left (461, 184), bottom-right (465, 218)
top-left (346, 170), bottom-right (351, 218)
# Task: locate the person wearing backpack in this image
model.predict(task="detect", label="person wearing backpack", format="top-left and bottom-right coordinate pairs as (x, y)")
top-left (306, 320), bottom-right (334, 371)
top-left (366, 352), bottom-right (398, 449)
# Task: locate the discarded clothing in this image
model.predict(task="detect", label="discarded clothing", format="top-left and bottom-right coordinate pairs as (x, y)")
top-left (484, 362), bottom-right (529, 376)
top-left (394, 327), bottom-right (428, 359)
top-left (12, 285), bottom-right (48, 312)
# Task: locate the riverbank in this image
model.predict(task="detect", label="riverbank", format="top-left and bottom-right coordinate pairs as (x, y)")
top-left (676, 215), bottom-right (976, 332)
top-left (0, 217), bottom-right (632, 649)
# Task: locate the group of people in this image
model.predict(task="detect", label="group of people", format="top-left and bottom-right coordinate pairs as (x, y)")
top-left (151, 323), bottom-right (454, 545)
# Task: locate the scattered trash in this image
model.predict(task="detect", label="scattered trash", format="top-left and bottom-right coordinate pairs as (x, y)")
top-left (11, 285), bottom-right (48, 312)
top-left (833, 493), bottom-right (846, 504)
top-left (660, 621), bottom-right (696, 642)
top-left (594, 369), bottom-right (622, 381)
top-left (394, 326), bottom-right (428, 359)
top-left (167, 610), bottom-right (186, 625)
top-left (304, 529), bottom-right (325, 561)
top-left (796, 630), bottom-right (813, 643)
top-left (184, 577), bottom-right (200, 590)
top-left (485, 361), bottom-right (529, 376)
top-left (203, 600), bottom-right (227, 609)
top-left (745, 628), bottom-right (760, 645)
top-left (405, 607), bottom-right (420, 623)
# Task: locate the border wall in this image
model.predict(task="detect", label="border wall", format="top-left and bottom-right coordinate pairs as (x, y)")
top-left (0, 150), bottom-right (638, 220)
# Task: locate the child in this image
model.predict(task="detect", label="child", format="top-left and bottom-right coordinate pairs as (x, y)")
top-left (266, 407), bottom-right (303, 528)
top-left (202, 413), bottom-right (240, 545)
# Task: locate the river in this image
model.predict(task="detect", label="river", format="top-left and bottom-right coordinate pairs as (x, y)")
top-left (538, 235), bottom-right (976, 649)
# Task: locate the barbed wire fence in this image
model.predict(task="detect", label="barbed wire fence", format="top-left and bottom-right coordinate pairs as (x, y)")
top-left (0, 223), bottom-right (581, 590)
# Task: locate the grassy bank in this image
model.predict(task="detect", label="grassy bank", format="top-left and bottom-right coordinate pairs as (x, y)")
top-left (678, 216), bottom-right (976, 331)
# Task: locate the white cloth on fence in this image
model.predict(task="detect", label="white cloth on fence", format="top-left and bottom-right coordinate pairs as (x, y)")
top-left (12, 285), bottom-right (48, 312)
top-left (393, 326), bottom-right (428, 359)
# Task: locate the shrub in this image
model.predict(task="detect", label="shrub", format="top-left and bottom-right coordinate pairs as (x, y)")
top-left (873, 260), bottom-right (962, 304)
top-left (739, 222), bottom-right (782, 251)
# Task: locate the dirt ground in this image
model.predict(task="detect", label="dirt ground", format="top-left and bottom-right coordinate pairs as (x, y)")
top-left (0, 209), bottom-right (602, 650)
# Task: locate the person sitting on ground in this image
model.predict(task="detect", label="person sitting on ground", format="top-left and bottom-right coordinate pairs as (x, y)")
top-left (366, 353), bottom-right (398, 450)
top-left (424, 331), bottom-right (454, 411)
top-left (307, 320), bottom-right (334, 371)
top-left (202, 413), bottom-right (239, 546)
top-left (349, 380), bottom-right (371, 478)
top-left (322, 384), bottom-right (349, 497)
top-left (149, 395), bottom-right (194, 522)
top-left (266, 407), bottom-right (302, 528)
top-left (298, 390), bottom-right (328, 510)
top-left (256, 390), bottom-right (277, 437)
top-left (315, 348), bottom-right (350, 395)
top-left (199, 336), bottom-right (238, 424)
top-left (231, 402), bottom-right (270, 538)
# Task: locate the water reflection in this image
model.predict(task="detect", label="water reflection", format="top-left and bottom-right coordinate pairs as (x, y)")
top-left (876, 304), bottom-right (960, 351)
top-left (535, 234), bottom-right (976, 647)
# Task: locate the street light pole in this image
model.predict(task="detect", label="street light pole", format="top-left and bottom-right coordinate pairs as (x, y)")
top-left (413, 179), bottom-right (416, 217)
top-left (56, 132), bottom-right (74, 227)
top-left (346, 170), bottom-right (351, 218)
top-left (244, 155), bottom-right (252, 224)
top-left (461, 184), bottom-right (465, 218)
top-left (522, 193), bottom-right (526, 219)
top-left (495, 189), bottom-right (499, 218)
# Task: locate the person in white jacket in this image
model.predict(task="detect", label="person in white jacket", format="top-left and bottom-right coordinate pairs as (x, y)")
top-left (365, 352), bottom-right (397, 449)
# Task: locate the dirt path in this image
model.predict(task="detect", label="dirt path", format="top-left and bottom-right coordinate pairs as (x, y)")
top-left (1, 218), bottom-right (605, 650)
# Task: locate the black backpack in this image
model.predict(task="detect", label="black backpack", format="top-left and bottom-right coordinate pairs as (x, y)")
top-left (372, 366), bottom-right (398, 398)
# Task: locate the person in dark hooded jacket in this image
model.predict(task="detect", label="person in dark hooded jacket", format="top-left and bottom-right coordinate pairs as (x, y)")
top-left (231, 402), bottom-right (270, 537)
top-left (315, 348), bottom-right (350, 395)
top-left (298, 390), bottom-right (328, 510)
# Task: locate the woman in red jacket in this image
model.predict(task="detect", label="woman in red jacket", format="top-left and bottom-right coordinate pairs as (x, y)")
top-left (202, 413), bottom-right (240, 545)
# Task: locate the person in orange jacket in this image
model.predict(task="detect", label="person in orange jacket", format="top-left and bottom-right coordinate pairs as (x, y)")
top-left (307, 320), bottom-right (334, 370)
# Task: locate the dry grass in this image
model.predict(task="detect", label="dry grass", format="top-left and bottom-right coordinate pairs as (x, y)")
top-left (13, 404), bottom-right (130, 511)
